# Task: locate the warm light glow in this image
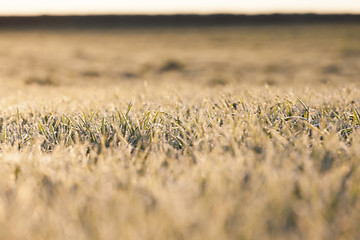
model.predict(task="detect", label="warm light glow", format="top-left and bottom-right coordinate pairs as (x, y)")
top-left (0, 0), bottom-right (360, 16)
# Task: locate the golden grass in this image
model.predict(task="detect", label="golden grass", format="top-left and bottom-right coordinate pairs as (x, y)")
top-left (0, 24), bottom-right (360, 239)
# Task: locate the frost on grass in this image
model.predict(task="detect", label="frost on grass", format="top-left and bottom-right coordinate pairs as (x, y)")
top-left (0, 88), bottom-right (360, 240)
top-left (1, 25), bottom-right (360, 240)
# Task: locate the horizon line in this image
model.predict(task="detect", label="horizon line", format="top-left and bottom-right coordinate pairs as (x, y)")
top-left (1, 11), bottom-right (360, 17)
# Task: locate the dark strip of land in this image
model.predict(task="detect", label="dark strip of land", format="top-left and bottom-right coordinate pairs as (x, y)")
top-left (0, 14), bottom-right (360, 29)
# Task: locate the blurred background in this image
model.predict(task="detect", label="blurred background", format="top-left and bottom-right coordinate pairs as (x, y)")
top-left (0, 1), bottom-right (360, 106)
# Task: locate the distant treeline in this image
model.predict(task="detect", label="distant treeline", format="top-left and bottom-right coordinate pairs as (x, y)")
top-left (0, 14), bottom-right (360, 29)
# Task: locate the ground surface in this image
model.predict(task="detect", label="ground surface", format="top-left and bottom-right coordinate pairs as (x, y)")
top-left (0, 24), bottom-right (360, 239)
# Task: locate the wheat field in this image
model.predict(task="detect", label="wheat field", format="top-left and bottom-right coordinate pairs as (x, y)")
top-left (0, 24), bottom-right (360, 239)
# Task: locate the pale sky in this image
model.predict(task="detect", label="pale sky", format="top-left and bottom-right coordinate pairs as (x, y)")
top-left (1, 0), bottom-right (360, 16)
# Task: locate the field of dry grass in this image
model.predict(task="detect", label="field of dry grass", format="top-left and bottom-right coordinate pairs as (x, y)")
top-left (0, 24), bottom-right (360, 239)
